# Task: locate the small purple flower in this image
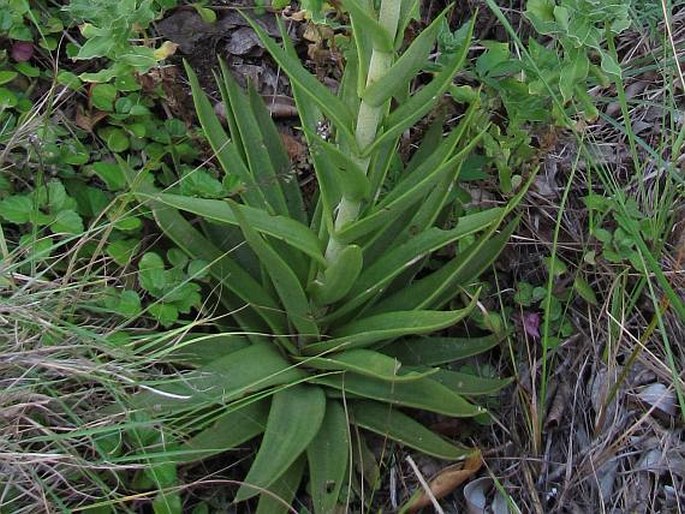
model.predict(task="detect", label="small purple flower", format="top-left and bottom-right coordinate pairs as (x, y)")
top-left (11, 41), bottom-right (34, 62)
top-left (522, 311), bottom-right (541, 340)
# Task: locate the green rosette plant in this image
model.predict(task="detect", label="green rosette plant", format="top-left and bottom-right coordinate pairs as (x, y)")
top-left (124, 0), bottom-right (518, 510)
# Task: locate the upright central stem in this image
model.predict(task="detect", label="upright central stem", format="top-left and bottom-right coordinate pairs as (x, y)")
top-left (325, 0), bottom-right (401, 262)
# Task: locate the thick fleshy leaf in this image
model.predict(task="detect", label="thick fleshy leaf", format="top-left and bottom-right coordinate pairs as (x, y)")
top-left (147, 208), bottom-right (283, 332)
top-left (364, 17), bottom-right (475, 156)
top-left (217, 61), bottom-right (290, 217)
top-left (350, 401), bottom-right (475, 459)
top-left (313, 374), bottom-right (482, 417)
top-left (173, 399), bottom-right (269, 463)
top-left (311, 139), bottom-right (370, 201)
top-left (309, 244), bottom-right (363, 306)
top-left (121, 164), bottom-right (286, 333)
top-left (162, 333), bottom-right (251, 366)
top-left (307, 401), bottom-right (350, 514)
top-left (133, 342), bottom-right (304, 414)
top-left (228, 200), bottom-right (320, 339)
top-left (345, 0), bottom-right (394, 52)
top-left (382, 334), bottom-right (504, 366)
top-left (430, 369), bottom-right (512, 396)
top-left (247, 85), bottom-right (306, 224)
top-left (301, 349), bottom-right (433, 382)
top-left (235, 385), bottom-right (327, 502)
top-left (368, 219), bottom-right (516, 313)
top-left (150, 194), bottom-right (325, 265)
top-left (184, 62), bottom-right (270, 210)
top-left (242, 15), bottom-right (356, 146)
top-left (327, 210), bottom-right (501, 321)
top-left (307, 300), bottom-right (477, 355)
top-left (255, 456), bottom-right (306, 514)
top-left (363, 8), bottom-right (446, 106)
top-left (375, 119), bottom-right (464, 208)
top-left (399, 105), bottom-right (481, 237)
top-left (336, 136), bottom-right (488, 244)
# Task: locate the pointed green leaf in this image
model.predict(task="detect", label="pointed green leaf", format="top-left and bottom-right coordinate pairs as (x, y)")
top-left (329, 210), bottom-right (500, 320)
top-left (217, 60), bottom-right (290, 216)
top-left (382, 334), bottom-right (504, 366)
top-left (344, 0), bottom-right (394, 52)
top-left (369, 219), bottom-right (516, 313)
top-left (293, 92), bottom-right (340, 234)
top-left (255, 456), bottom-right (306, 514)
top-left (242, 15), bottom-right (356, 146)
top-left (314, 374), bottom-right (482, 417)
top-left (311, 138), bottom-right (370, 201)
top-left (133, 342), bottom-right (304, 414)
top-left (150, 194), bottom-right (325, 265)
top-left (350, 401), bottom-right (474, 459)
top-left (247, 84), bottom-right (306, 224)
top-left (307, 299), bottom-right (477, 355)
top-left (173, 399), bottom-right (269, 463)
top-left (363, 8), bottom-right (446, 106)
top-left (163, 333), bottom-right (251, 366)
top-left (301, 349), bottom-right (434, 382)
top-left (228, 200), bottom-right (320, 338)
top-left (430, 369), bottom-right (512, 395)
top-left (364, 17), bottom-right (475, 156)
top-left (376, 120), bottom-right (464, 208)
top-left (336, 133), bottom-right (488, 244)
top-left (184, 61), bottom-right (270, 210)
top-left (121, 167), bottom-right (286, 333)
top-left (235, 385), bottom-right (327, 502)
top-left (309, 244), bottom-right (363, 306)
top-left (307, 401), bottom-right (350, 514)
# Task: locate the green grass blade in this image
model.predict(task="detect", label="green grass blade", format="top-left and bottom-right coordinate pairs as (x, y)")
top-left (173, 399), bottom-right (269, 463)
top-left (301, 349), bottom-right (434, 382)
top-left (242, 14), bottom-right (356, 147)
top-left (350, 401), bottom-right (474, 460)
top-left (150, 193), bottom-right (325, 265)
top-left (306, 298), bottom-right (478, 354)
top-left (314, 374), bottom-right (482, 417)
top-left (307, 401), bottom-right (350, 514)
top-left (362, 7), bottom-right (446, 106)
top-left (235, 385), bottom-right (327, 502)
top-left (382, 334), bottom-right (505, 366)
top-left (255, 456), bottom-right (306, 514)
top-left (228, 200), bottom-right (320, 339)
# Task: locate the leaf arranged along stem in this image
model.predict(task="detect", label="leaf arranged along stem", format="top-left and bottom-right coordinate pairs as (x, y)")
top-left (128, 1), bottom-right (518, 510)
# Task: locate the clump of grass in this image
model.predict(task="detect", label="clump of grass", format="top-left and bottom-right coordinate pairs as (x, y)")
top-left (0, 242), bottom-right (167, 513)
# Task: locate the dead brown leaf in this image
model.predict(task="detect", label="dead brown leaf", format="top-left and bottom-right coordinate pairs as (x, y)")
top-left (405, 452), bottom-right (483, 513)
top-left (74, 106), bottom-right (108, 132)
